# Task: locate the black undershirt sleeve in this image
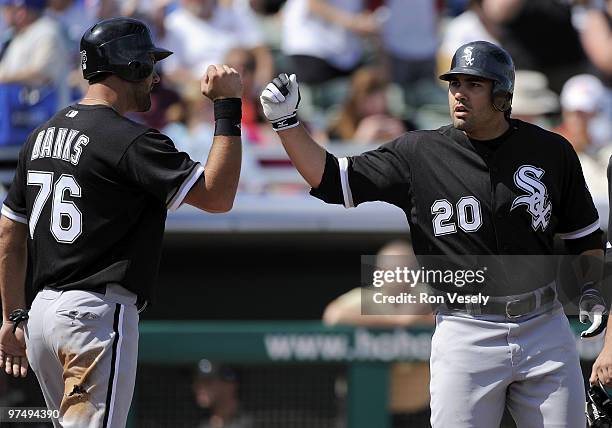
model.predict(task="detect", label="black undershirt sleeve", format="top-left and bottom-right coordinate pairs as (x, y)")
top-left (564, 229), bottom-right (604, 255)
top-left (309, 151), bottom-right (343, 205)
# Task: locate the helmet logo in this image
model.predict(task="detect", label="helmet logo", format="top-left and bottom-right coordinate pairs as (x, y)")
top-left (462, 47), bottom-right (474, 66)
top-left (80, 50), bottom-right (87, 71)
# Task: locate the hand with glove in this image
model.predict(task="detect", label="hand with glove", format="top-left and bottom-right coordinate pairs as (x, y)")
top-left (580, 283), bottom-right (609, 338)
top-left (259, 72), bottom-right (327, 188)
top-left (260, 73), bottom-right (301, 131)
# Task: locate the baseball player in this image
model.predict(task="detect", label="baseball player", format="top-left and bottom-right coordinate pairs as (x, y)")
top-left (589, 157), bottom-right (612, 390)
top-left (260, 41), bottom-right (608, 427)
top-left (0, 17), bottom-right (242, 427)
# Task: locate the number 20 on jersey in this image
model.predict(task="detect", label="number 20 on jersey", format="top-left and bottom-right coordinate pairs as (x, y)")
top-left (431, 196), bottom-right (482, 236)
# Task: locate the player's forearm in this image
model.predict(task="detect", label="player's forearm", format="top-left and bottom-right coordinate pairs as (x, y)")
top-left (0, 218), bottom-right (27, 322)
top-left (188, 66), bottom-right (243, 212)
top-left (201, 136), bottom-right (242, 212)
top-left (574, 249), bottom-right (605, 307)
top-left (575, 249), bottom-right (605, 288)
top-left (277, 124), bottom-right (326, 188)
top-left (600, 315), bottom-right (612, 346)
top-left (260, 74), bottom-right (325, 186)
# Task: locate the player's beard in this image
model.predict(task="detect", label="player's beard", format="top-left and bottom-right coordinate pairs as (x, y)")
top-left (450, 103), bottom-right (473, 133)
top-left (137, 94), bottom-right (152, 112)
top-left (451, 107), bottom-right (495, 136)
top-left (452, 115), bottom-right (473, 133)
top-left (134, 80), bottom-right (153, 112)
top-left (135, 90), bottom-right (152, 112)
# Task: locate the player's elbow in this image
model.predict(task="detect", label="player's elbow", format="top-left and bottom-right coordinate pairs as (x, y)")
top-left (189, 193), bottom-right (235, 213)
top-left (322, 304), bottom-right (343, 326)
top-left (203, 198), bottom-right (234, 214)
top-left (215, 202), bottom-right (234, 213)
top-left (200, 188), bottom-right (237, 213)
top-left (206, 186), bottom-right (238, 213)
top-left (183, 179), bottom-right (237, 213)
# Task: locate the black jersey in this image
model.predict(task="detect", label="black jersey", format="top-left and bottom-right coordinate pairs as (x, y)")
top-left (2, 104), bottom-right (203, 303)
top-left (312, 119), bottom-right (600, 293)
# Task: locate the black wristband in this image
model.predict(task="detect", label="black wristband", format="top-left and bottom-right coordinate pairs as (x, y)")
top-left (214, 98), bottom-right (242, 121)
top-left (8, 308), bottom-right (28, 334)
top-left (272, 114), bottom-right (299, 131)
top-left (215, 118), bottom-right (241, 136)
top-left (214, 98), bottom-right (241, 136)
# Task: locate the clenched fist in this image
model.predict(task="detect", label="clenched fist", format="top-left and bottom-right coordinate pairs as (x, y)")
top-left (201, 64), bottom-right (243, 101)
top-left (260, 73), bottom-right (301, 131)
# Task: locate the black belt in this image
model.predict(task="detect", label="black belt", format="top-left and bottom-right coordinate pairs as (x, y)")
top-left (446, 286), bottom-right (556, 318)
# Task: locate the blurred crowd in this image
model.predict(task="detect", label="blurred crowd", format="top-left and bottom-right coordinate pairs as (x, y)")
top-left (0, 0), bottom-right (611, 195)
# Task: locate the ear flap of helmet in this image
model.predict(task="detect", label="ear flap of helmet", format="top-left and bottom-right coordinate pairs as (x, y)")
top-left (128, 60), bottom-right (153, 81)
top-left (493, 82), bottom-right (513, 112)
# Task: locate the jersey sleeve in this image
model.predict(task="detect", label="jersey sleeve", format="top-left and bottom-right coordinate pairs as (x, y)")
top-left (310, 137), bottom-right (412, 208)
top-left (556, 141), bottom-right (600, 240)
top-left (1, 144), bottom-right (28, 224)
top-left (118, 131), bottom-right (204, 211)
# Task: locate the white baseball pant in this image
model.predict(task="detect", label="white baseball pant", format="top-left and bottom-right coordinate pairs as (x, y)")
top-left (430, 307), bottom-right (585, 427)
top-left (25, 285), bottom-right (139, 428)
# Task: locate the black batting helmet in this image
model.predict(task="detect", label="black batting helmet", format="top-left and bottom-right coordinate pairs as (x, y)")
top-left (80, 17), bottom-right (172, 82)
top-left (439, 41), bottom-right (515, 112)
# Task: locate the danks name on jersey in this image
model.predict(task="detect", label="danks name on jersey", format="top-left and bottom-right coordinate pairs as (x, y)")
top-left (30, 127), bottom-right (89, 166)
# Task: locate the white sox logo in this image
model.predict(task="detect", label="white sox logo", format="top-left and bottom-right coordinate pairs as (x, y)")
top-left (462, 47), bottom-right (474, 66)
top-left (511, 165), bottom-right (552, 231)
top-left (80, 50), bottom-right (87, 71)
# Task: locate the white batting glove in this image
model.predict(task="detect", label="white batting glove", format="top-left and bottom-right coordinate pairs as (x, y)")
top-left (580, 285), bottom-right (609, 338)
top-left (260, 73), bottom-right (301, 131)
